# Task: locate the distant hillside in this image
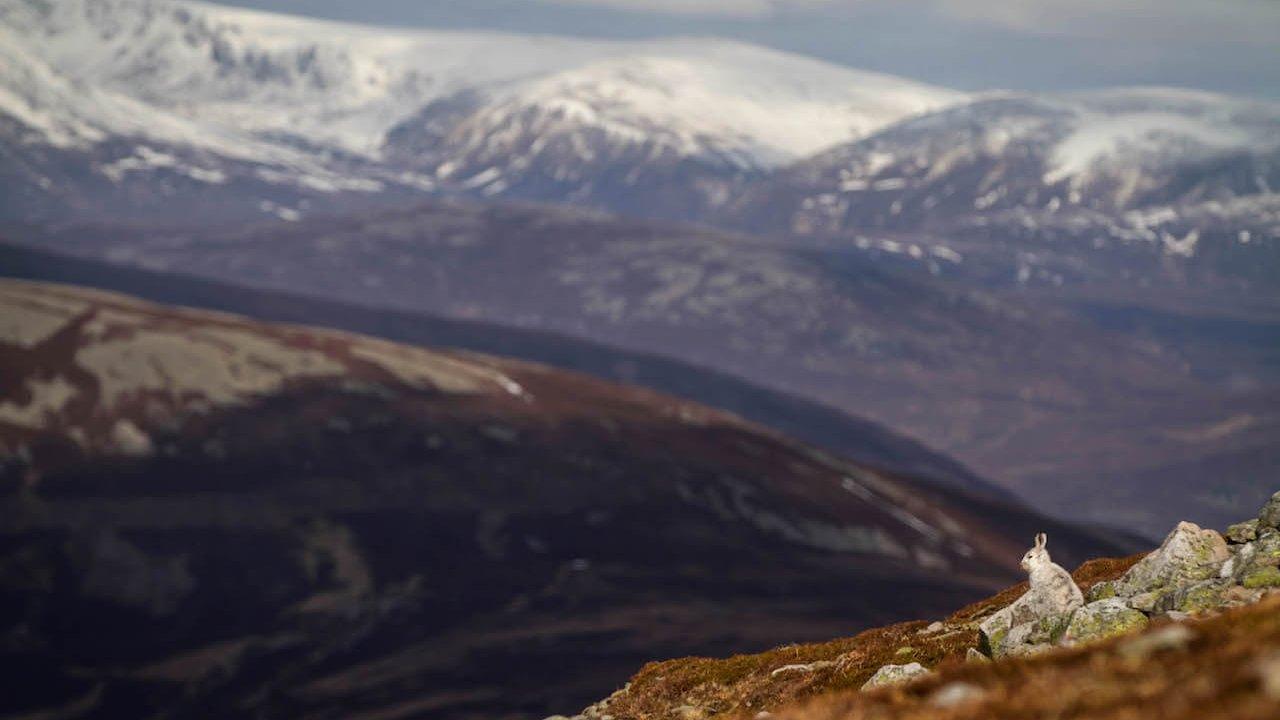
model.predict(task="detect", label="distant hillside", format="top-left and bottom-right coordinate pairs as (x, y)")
top-left (0, 240), bottom-right (997, 498)
top-left (13, 196), bottom-right (1278, 539)
top-left (0, 280), bottom-right (1129, 719)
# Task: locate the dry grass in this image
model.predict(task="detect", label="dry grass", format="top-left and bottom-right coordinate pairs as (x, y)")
top-left (604, 554), bottom-right (1146, 718)
top-left (780, 594), bottom-right (1280, 720)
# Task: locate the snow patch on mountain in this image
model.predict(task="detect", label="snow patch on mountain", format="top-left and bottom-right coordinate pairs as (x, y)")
top-left (0, 0), bottom-right (961, 188)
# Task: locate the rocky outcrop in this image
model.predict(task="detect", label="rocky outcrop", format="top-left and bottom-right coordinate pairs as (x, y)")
top-left (977, 494), bottom-right (1279, 661)
top-left (1112, 521), bottom-right (1230, 599)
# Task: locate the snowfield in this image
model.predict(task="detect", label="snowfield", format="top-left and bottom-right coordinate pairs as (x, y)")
top-left (0, 0), bottom-right (960, 173)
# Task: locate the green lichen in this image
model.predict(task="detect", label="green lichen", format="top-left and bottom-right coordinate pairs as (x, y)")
top-left (1086, 581), bottom-right (1118, 602)
top-left (1031, 613), bottom-right (1073, 645)
top-left (1066, 600), bottom-right (1148, 645)
top-left (1225, 520), bottom-right (1258, 544)
top-left (1242, 565), bottom-right (1280, 589)
top-left (1171, 581), bottom-right (1227, 613)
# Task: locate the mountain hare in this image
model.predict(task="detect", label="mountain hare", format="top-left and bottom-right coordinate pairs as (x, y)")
top-left (1020, 532), bottom-right (1084, 612)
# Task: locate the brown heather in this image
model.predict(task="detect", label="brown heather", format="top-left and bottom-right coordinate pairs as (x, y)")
top-left (601, 554), bottom-right (1182, 718)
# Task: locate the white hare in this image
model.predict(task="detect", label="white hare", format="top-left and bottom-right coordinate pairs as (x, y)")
top-left (1019, 532), bottom-right (1084, 612)
top-left (980, 532), bottom-right (1084, 655)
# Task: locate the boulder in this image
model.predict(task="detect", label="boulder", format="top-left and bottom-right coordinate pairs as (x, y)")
top-left (1226, 534), bottom-right (1280, 584)
top-left (1258, 491), bottom-right (1280, 530)
top-left (1156, 579), bottom-right (1228, 614)
top-left (1242, 565), bottom-right (1280, 589)
top-left (861, 662), bottom-right (929, 690)
top-left (1063, 598), bottom-right (1148, 645)
top-left (1113, 522), bottom-right (1229, 597)
top-left (1226, 519), bottom-right (1258, 544)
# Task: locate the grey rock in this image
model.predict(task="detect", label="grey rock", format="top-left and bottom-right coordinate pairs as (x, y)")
top-left (1226, 519), bottom-right (1258, 544)
top-left (965, 647), bottom-right (990, 663)
top-left (1003, 642), bottom-right (1056, 658)
top-left (861, 662), bottom-right (929, 690)
top-left (1063, 598), bottom-right (1149, 645)
top-left (1155, 579), bottom-right (1228, 614)
top-left (1259, 491), bottom-right (1280, 530)
top-left (1114, 522), bottom-right (1229, 597)
top-left (1085, 580), bottom-right (1118, 603)
top-left (929, 682), bottom-right (986, 708)
top-left (1117, 624), bottom-right (1195, 660)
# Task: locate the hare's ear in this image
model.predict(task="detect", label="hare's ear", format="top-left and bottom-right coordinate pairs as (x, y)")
top-left (1035, 533), bottom-right (1047, 549)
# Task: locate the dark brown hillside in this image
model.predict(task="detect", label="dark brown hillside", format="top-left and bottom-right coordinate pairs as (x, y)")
top-left (0, 280), bottom-right (1128, 719)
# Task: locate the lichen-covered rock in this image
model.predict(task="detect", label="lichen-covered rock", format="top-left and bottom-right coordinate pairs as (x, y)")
top-left (1226, 519), bottom-right (1258, 544)
top-left (1086, 581), bottom-right (1118, 603)
top-left (1158, 580), bottom-right (1228, 614)
top-left (979, 607), bottom-right (1038, 657)
top-left (1227, 534), bottom-right (1280, 586)
top-left (965, 647), bottom-right (990, 663)
top-left (1127, 589), bottom-right (1171, 613)
top-left (1029, 612), bottom-right (1074, 645)
top-left (1258, 491), bottom-right (1280, 530)
top-left (1243, 566), bottom-right (1280, 589)
top-left (1063, 598), bottom-right (1149, 645)
top-left (861, 662), bottom-right (929, 690)
top-left (1114, 522), bottom-right (1229, 597)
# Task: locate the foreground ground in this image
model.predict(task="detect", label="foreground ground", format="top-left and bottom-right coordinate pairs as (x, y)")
top-left (587, 551), bottom-right (1280, 719)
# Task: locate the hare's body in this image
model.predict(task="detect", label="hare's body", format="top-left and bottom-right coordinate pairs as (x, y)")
top-left (1021, 533), bottom-right (1084, 613)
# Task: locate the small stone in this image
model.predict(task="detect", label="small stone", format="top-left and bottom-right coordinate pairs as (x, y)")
top-left (929, 682), bottom-right (986, 708)
top-left (918, 621), bottom-right (945, 635)
top-left (1117, 624), bottom-right (1195, 660)
top-left (770, 660), bottom-right (836, 677)
top-left (1257, 651), bottom-right (1280, 700)
top-left (1064, 598), bottom-right (1149, 645)
top-left (861, 662), bottom-right (929, 690)
top-left (1258, 491), bottom-right (1280, 530)
top-left (1242, 565), bottom-right (1280, 589)
top-left (965, 647), bottom-right (990, 664)
top-left (1226, 519), bottom-right (1258, 544)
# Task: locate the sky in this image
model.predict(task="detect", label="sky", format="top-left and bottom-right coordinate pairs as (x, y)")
top-left (214, 0), bottom-right (1280, 99)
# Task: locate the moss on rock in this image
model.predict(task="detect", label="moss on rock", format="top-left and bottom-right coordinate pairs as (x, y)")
top-left (1242, 565), bottom-right (1280, 589)
top-left (1064, 598), bottom-right (1148, 645)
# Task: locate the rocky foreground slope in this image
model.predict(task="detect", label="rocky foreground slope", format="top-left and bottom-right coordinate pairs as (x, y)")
top-left (0, 280), bottom-right (1126, 719)
top-left (563, 492), bottom-right (1280, 719)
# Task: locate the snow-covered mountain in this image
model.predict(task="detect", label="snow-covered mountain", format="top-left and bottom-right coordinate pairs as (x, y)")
top-left (0, 0), bottom-right (960, 223)
top-left (723, 90), bottom-right (1280, 291)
